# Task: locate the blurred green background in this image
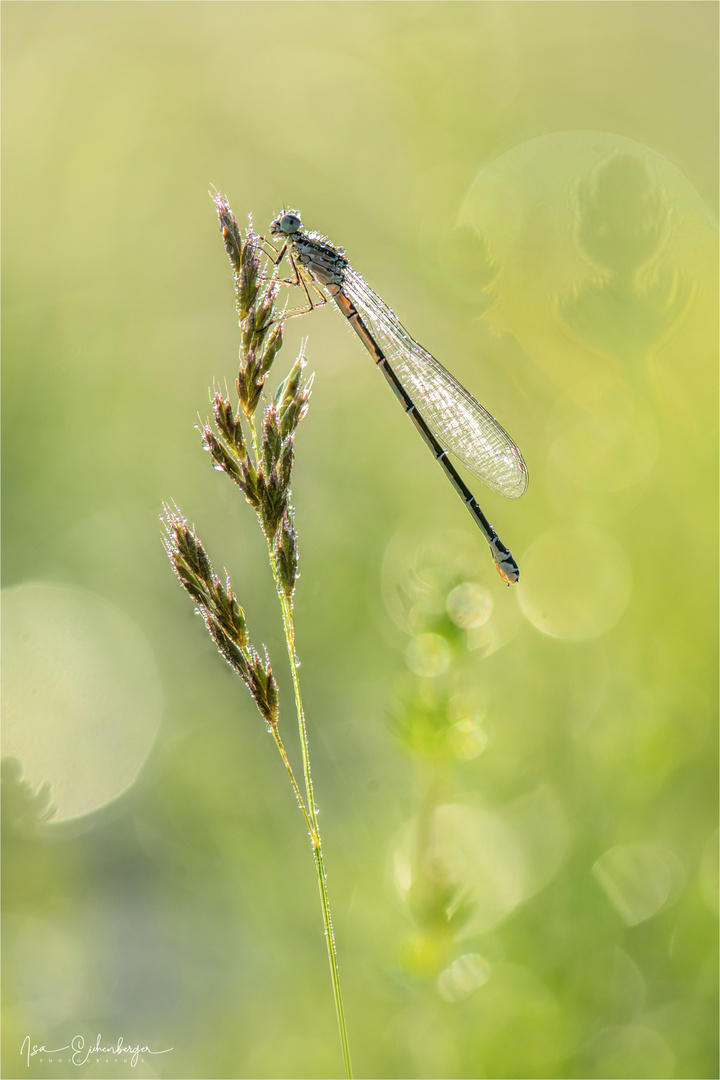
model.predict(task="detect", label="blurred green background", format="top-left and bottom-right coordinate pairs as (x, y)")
top-left (2, 3), bottom-right (717, 1078)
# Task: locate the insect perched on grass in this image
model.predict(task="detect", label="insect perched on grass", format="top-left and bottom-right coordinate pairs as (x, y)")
top-left (268, 210), bottom-right (528, 584)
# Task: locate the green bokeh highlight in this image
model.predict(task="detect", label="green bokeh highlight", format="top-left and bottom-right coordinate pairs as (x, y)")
top-left (2, 3), bottom-right (717, 1079)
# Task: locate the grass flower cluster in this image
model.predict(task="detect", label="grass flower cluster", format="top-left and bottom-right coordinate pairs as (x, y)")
top-left (162, 194), bottom-right (351, 1078)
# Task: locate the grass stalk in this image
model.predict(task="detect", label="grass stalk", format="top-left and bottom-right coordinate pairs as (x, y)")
top-left (163, 193), bottom-right (352, 1078)
top-left (279, 588), bottom-right (352, 1080)
top-left (248, 417), bottom-right (353, 1078)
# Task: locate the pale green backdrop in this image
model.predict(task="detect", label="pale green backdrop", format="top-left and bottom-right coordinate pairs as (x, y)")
top-left (3, 3), bottom-right (717, 1079)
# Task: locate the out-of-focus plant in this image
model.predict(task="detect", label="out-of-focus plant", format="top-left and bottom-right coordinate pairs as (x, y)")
top-left (162, 194), bottom-right (352, 1079)
top-left (387, 563), bottom-right (497, 985)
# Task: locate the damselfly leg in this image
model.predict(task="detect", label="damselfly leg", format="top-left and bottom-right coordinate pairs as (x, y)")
top-left (261, 235), bottom-right (329, 321)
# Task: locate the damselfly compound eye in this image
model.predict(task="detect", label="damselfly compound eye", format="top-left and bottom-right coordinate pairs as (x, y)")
top-left (280, 213), bottom-right (302, 234)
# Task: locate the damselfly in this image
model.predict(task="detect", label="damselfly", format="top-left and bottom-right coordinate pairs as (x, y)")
top-left (268, 211), bottom-right (528, 584)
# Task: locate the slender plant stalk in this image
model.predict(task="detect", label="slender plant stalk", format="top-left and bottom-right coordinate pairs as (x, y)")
top-left (277, 561), bottom-right (352, 1080)
top-left (163, 194), bottom-right (352, 1078)
top-left (248, 421), bottom-right (353, 1079)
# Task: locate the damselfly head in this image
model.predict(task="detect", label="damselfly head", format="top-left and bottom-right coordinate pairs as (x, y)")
top-left (270, 211), bottom-right (303, 237)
